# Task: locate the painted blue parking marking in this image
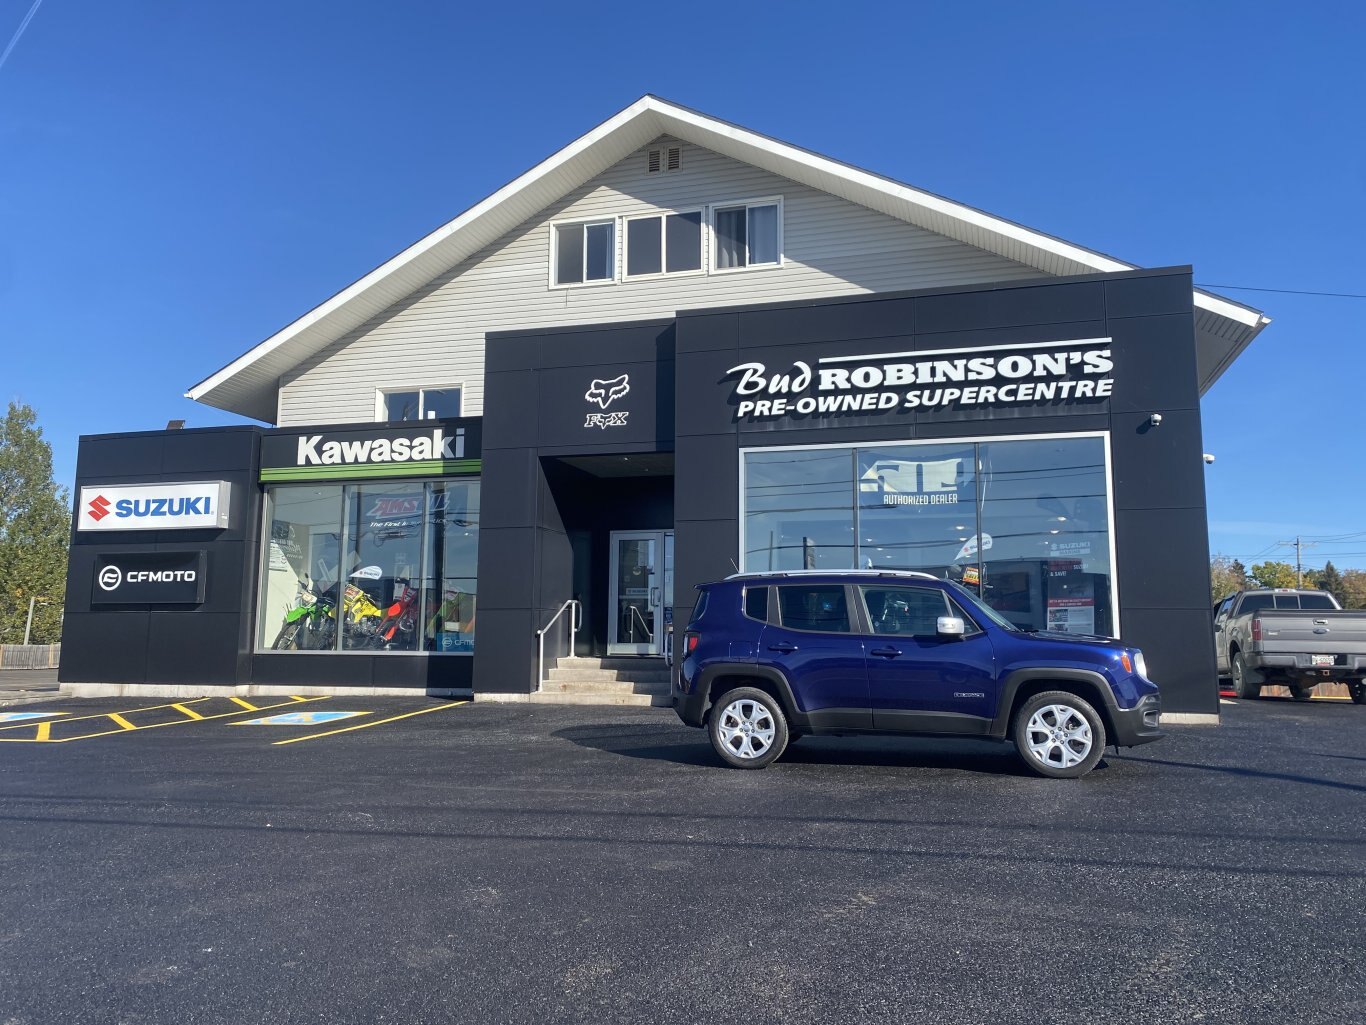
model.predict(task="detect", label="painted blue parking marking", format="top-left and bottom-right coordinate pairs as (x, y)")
top-left (0, 711), bottom-right (68, 722)
top-left (233, 711), bottom-right (369, 726)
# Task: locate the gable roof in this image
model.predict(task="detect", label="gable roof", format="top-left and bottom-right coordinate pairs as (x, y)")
top-left (187, 95), bottom-right (1269, 422)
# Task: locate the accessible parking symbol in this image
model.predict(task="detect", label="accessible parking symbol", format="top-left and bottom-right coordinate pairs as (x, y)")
top-left (234, 711), bottom-right (368, 726)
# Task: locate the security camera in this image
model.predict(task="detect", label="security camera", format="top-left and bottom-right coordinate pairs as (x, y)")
top-left (1203, 453), bottom-right (1216, 464)
top-left (1148, 413), bottom-right (1163, 427)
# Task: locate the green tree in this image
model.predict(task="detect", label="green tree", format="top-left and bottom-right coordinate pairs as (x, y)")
top-left (1313, 562), bottom-right (1344, 605)
top-left (1210, 554), bottom-right (1249, 601)
top-left (0, 402), bottom-right (69, 644)
top-left (1340, 569), bottom-right (1366, 610)
top-left (1249, 560), bottom-right (1298, 589)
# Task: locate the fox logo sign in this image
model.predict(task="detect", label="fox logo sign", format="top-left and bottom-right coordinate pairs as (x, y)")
top-left (585, 374), bottom-right (630, 409)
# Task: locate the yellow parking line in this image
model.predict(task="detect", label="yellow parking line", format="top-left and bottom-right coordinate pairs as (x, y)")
top-left (0, 697), bottom-right (217, 733)
top-left (172, 703), bottom-right (206, 720)
top-left (229, 697), bottom-right (259, 711)
top-left (107, 713), bottom-right (137, 731)
top-left (35, 721), bottom-right (51, 741)
top-left (0, 696), bottom-right (331, 744)
top-left (273, 701), bottom-right (468, 746)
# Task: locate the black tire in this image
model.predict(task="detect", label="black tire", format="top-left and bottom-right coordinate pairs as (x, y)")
top-left (1349, 681), bottom-right (1366, 706)
top-left (1232, 653), bottom-right (1260, 700)
top-left (1012, 690), bottom-right (1107, 779)
top-left (1288, 683), bottom-right (1314, 703)
top-left (708, 686), bottom-right (789, 769)
top-left (271, 620), bottom-right (304, 651)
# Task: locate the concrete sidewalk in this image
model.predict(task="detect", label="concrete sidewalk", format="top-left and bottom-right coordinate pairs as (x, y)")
top-left (0, 668), bottom-right (60, 706)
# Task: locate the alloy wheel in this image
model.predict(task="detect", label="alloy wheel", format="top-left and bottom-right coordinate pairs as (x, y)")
top-left (716, 698), bottom-right (777, 760)
top-left (1024, 703), bottom-right (1093, 769)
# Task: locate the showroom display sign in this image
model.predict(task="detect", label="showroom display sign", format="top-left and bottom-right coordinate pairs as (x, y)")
top-left (77, 482), bottom-right (232, 532)
top-left (725, 338), bottom-right (1115, 422)
top-left (91, 551), bottom-right (207, 604)
top-left (260, 418), bottom-right (482, 482)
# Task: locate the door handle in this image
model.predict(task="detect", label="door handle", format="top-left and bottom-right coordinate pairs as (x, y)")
top-left (871, 647), bottom-right (902, 658)
top-left (767, 642), bottom-right (798, 654)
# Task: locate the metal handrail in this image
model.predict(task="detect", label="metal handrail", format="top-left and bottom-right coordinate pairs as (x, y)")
top-left (535, 599), bottom-right (582, 691)
top-left (627, 604), bottom-right (654, 643)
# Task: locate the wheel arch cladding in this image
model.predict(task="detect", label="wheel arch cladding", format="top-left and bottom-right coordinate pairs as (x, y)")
top-left (997, 669), bottom-right (1117, 740)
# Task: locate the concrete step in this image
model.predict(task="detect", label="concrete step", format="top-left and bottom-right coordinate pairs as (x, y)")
top-left (558, 657), bottom-right (669, 673)
top-left (539, 679), bottom-right (670, 696)
top-left (527, 691), bottom-right (671, 707)
top-left (547, 667), bottom-right (672, 684)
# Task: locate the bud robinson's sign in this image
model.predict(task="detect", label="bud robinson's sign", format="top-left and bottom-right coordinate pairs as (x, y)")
top-left (725, 338), bottom-right (1114, 422)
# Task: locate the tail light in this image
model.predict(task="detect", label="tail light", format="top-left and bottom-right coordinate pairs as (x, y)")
top-left (1251, 619), bottom-right (1262, 642)
top-left (685, 632), bottom-right (699, 654)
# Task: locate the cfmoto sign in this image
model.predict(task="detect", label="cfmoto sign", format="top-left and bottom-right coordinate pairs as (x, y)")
top-left (91, 552), bottom-right (207, 605)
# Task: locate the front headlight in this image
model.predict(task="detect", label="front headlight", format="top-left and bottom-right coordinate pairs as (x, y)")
top-left (1134, 651), bottom-right (1148, 679)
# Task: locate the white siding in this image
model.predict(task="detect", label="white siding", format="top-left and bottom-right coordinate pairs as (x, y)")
top-left (278, 138), bottom-right (1045, 425)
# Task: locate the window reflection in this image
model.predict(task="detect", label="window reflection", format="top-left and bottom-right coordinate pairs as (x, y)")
top-left (744, 449), bottom-right (854, 570)
top-left (742, 436), bottom-right (1115, 637)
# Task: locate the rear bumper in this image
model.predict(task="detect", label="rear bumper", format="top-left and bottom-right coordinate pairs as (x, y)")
top-left (1110, 693), bottom-right (1163, 747)
top-left (1246, 652), bottom-right (1366, 680)
top-left (672, 684), bottom-right (708, 728)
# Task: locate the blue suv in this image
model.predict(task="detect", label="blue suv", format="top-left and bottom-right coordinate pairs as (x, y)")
top-left (673, 570), bottom-right (1163, 778)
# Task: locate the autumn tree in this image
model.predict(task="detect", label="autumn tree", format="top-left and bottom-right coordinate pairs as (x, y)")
top-left (1340, 569), bottom-right (1366, 610)
top-left (1248, 561), bottom-right (1298, 589)
top-left (1209, 554), bottom-right (1249, 601)
top-left (0, 402), bottom-right (69, 644)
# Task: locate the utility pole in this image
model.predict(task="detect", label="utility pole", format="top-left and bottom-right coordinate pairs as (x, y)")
top-left (1276, 536), bottom-right (1319, 587)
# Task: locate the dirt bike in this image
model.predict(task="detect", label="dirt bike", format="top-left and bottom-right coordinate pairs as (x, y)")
top-left (271, 570), bottom-right (387, 650)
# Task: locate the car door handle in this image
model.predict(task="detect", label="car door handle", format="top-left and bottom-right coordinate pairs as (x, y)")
top-left (871, 647), bottom-right (902, 658)
top-left (767, 642), bottom-right (798, 654)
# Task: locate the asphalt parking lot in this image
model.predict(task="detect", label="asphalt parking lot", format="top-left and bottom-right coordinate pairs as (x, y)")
top-left (0, 693), bottom-right (1362, 1025)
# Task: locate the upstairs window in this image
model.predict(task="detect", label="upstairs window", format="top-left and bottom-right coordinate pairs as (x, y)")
top-left (713, 198), bottom-right (781, 270)
top-left (378, 387), bottom-right (461, 422)
top-left (553, 219), bottom-right (615, 286)
top-left (625, 211), bottom-right (702, 277)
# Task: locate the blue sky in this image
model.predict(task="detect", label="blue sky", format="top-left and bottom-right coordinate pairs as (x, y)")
top-left (2, 1), bottom-right (1362, 570)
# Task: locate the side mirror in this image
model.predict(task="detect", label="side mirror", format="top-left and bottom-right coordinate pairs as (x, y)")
top-left (937, 616), bottom-right (966, 639)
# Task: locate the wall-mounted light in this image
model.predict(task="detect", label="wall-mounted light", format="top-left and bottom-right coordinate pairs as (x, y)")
top-left (1148, 413), bottom-right (1163, 427)
top-left (1203, 453), bottom-right (1216, 464)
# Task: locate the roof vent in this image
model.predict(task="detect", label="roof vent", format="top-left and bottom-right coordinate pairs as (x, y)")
top-left (647, 146), bottom-right (681, 173)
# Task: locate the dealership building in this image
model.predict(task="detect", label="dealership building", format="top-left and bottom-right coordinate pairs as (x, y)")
top-left (60, 97), bottom-right (1269, 716)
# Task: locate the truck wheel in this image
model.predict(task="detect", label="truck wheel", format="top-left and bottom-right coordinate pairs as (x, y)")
top-left (1012, 691), bottom-right (1107, 779)
top-left (708, 687), bottom-right (789, 769)
top-left (1288, 683), bottom-right (1314, 702)
top-left (1232, 653), bottom-right (1260, 700)
top-left (1348, 681), bottom-right (1365, 706)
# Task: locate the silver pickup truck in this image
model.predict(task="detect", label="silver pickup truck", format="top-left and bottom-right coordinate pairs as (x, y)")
top-left (1214, 589), bottom-right (1366, 703)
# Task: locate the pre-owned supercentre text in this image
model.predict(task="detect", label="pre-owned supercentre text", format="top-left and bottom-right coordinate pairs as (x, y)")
top-left (726, 343), bottom-right (1114, 421)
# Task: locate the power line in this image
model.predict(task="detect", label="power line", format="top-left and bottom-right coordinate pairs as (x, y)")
top-left (1196, 282), bottom-right (1366, 300)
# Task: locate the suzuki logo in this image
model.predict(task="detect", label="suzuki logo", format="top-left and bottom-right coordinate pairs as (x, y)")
top-left (585, 374), bottom-right (630, 409)
top-left (88, 495), bottom-right (112, 521)
top-left (98, 565), bottom-right (122, 591)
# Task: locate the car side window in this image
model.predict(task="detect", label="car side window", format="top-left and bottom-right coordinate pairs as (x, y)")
top-left (860, 586), bottom-right (950, 637)
top-left (775, 585), bottom-right (851, 633)
top-left (1214, 596), bottom-right (1233, 624)
top-left (1239, 594), bottom-right (1274, 612)
top-left (744, 586), bottom-right (769, 623)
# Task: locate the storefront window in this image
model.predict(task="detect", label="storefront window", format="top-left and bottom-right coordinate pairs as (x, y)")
top-left (742, 435), bottom-right (1116, 637)
top-left (743, 448), bottom-right (855, 570)
top-left (977, 437), bottom-right (1112, 635)
top-left (857, 443), bottom-right (977, 575)
top-left (259, 486), bottom-right (343, 651)
top-left (256, 479), bottom-right (479, 654)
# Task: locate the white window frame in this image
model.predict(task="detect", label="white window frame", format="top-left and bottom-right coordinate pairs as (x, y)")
top-left (374, 384), bottom-right (464, 423)
top-left (622, 209), bottom-right (705, 281)
top-left (548, 216), bottom-right (618, 289)
top-left (707, 195), bottom-right (784, 274)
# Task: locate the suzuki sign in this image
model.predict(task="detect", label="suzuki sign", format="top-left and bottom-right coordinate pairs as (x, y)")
top-left (77, 482), bottom-right (232, 532)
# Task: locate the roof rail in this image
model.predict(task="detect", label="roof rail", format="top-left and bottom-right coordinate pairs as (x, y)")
top-left (722, 569), bottom-right (940, 582)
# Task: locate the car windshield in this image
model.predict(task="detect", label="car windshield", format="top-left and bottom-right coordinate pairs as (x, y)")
top-left (946, 580), bottom-right (1019, 632)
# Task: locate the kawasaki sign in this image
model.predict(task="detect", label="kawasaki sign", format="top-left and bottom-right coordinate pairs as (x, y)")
top-left (259, 418), bottom-right (482, 482)
top-left (77, 482), bottom-right (232, 532)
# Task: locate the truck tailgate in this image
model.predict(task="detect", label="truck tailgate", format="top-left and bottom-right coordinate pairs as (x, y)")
top-left (1257, 610), bottom-right (1366, 654)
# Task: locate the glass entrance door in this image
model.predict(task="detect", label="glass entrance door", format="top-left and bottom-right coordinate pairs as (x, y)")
top-left (609, 530), bottom-right (672, 655)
